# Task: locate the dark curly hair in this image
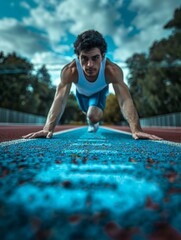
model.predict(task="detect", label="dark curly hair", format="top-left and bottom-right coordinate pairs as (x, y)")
top-left (74, 30), bottom-right (107, 56)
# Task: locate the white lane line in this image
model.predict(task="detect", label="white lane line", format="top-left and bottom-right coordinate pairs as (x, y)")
top-left (0, 126), bottom-right (86, 146)
top-left (155, 140), bottom-right (181, 147)
top-left (0, 138), bottom-right (33, 147)
top-left (101, 126), bottom-right (132, 136)
top-left (1, 126), bottom-right (180, 148)
top-left (102, 126), bottom-right (181, 147)
top-left (54, 126), bottom-right (86, 135)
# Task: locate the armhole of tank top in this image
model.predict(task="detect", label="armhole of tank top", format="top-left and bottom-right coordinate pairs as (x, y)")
top-left (101, 58), bottom-right (106, 77)
top-left (101, 57), bottom-right (106, 84)
top-left (75, 58), bottom-right (80, 83)
top-left (75, 58), bottom-right (79, 69)
top-left (75, 58), bottom-right (85, 78)
top-left (103, 57), bottom-right (106, 68)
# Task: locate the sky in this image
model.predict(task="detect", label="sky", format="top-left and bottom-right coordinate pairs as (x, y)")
top-left (0, 0), bottom-right (180, 92)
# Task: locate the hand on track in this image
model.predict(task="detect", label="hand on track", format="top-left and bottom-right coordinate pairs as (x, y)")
top-left (22, 130), bottom-right (53, 139)
top-left (132, 131), bottom-right (163, 140)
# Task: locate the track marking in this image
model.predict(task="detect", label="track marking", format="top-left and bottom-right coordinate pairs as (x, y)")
top-left (102, 126), bottom-right (132, 135)
top-left (54, 126), bottom-right (85, 135)
top-left (1, 126), bottom-right (180, 148)
top-left (0, 126), bottom-right (85, 146)
top-left (102, 126), bottom-right (181, 147)
top-left (0, 139), bottom-right (33, 147)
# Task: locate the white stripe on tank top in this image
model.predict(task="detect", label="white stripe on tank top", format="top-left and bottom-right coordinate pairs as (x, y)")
top-left (75, 57), bottom-right (107, 97)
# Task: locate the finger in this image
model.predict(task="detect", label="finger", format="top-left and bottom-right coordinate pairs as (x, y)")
top-left (133, 132), bottom-right (148, 140)
top-left (22, 133), bottom-right (34, 139)
top-left (138, 133), bottom-right (163, 140)
top-left (150, 135), bottom-right (163, 140)
top-left (132, 134), bottom-right (139, 140)
top-left (46, 132), bottom-right (53, 138)
top-left (23, 131), bottom-right (45, 139)
top-left (28, 133), bottom-right (38, 139)
top-left (29, 131), bottom-right (47, 139)
top-left (148, 135), bottom-right (157, 140)
top-left (142, 134), bottom-right (160, 140)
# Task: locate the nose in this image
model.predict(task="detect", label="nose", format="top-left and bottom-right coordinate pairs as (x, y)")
top-left (87, 59), bottom-right (93, 67)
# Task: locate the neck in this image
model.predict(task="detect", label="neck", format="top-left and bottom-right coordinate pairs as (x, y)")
top-left (84, 73), bottom-right (99, 82)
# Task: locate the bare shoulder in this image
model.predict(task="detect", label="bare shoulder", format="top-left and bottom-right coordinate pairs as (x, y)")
top-left (61, 60), bottom-right (78, 84)
top-left (105, 58), bottom-right (124, 84)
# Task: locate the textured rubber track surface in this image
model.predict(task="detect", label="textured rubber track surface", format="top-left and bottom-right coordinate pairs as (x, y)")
top-left (0, 125), bottom-right (78, 142)
top-left (110, 126), bottom-right (181, 143)
top-left (0, 125), bottom-right (180, 143)
top-left (0, 127), bottom-right (181, 240)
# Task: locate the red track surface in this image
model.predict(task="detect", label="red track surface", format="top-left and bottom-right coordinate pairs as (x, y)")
top-left (0, 125), bottom-right (78, 142)
top-left (109, 126), bottom-right (181, 143)
top-left (0, 125), bottom-right (181, 143)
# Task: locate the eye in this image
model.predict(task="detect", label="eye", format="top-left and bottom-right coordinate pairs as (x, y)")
top-left (92, 56), bottom-right (100, 61)
top-left (81, 56), bottom-right (88, 61)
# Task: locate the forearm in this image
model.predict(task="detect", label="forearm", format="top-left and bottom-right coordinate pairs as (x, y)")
top-left (121, 99), bottom-right (142, 133)
top-left (113, 82), bottom-right (142, 134)
top-left (43, 83), bottom-right (71, 132)
top-left (43, 97), bottom-right (66, 132)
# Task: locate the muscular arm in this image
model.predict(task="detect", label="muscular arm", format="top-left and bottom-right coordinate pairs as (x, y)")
top-left (113, 78), bottom-right (142, 134)
top-left (43, 80), bottom-right (71, 133)
top-left (107, 62), bottom-right (162, 140)
top-left (23, 65), bottom-right (73, 139)
top-left (112, 66), bottom-right (142, 134)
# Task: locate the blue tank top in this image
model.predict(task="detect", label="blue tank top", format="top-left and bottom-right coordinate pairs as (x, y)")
top-left (75, 57), bottom-right (107, 96)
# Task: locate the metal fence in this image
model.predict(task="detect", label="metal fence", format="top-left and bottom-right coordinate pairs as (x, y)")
top-left (0, 107), bottom-right (181, 127)
top-left (120, 112), bottom-right (181, 127)
top-left (0, 108), bottom-right (46, 125)
top-left (140, 112), bottom-right (181, 127)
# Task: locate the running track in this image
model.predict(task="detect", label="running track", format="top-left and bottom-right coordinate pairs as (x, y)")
top-left (0, 125), bottom-right (181, 239)
top-left (0, 125), bottom-right (181, 142)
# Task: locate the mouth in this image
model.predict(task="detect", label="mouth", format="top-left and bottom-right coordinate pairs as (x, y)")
top-left (86, 69), bottom-right (95, 74)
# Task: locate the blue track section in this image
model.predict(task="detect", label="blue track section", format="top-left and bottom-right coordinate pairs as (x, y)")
top-left (0, 127), bottom-right (181, 240)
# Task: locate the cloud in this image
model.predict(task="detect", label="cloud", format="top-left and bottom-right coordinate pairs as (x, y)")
top-left (0, 0), bottom-right (180, 81)
top-left (129, 0), bottom-right (180, 30)
top-left (22, 0), bottom-right (180, 62)
top-left (20, 1), bottom-right (31, 10)
top-left (23, 5), bottom-right (67, 43)
top-left (22, 0), bottom-right (123, 43)
top-left (113, 0), bottom-right (181, 61)
top-left (0, 18), bottom-right (49, 56)
top-left (57, 0), bottom-right (123, 36)
top-left (31, 51), bottom-right (74, 86)
top-left (18, 0), bottom-right (127, 71)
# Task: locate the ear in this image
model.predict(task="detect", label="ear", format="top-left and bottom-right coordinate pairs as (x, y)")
top-left (102, 53), bottom-right (105, 59)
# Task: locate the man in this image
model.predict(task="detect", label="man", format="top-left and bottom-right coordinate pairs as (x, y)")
top-left (23, 30), bottom-right (162, 140)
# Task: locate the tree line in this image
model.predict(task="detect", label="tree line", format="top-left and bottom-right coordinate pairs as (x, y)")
top-left (0, 7), bottom-right (180, 124)
top-left (0, 52), bottom-right (55, 117)
top-left (0, 52), bottom-right (87, 124)
top-left (126, 6), bottom-right (181, 117)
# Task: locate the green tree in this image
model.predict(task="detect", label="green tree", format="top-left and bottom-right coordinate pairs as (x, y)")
top-left (104, 93), bottom-right (122, 124)
top-left (36, 64), bottom-right (52, 87)
top-left (164, 7), bottom-right (181, 30)
top-left (148, 7), bottom-right (181, 114)
top-left (126, 53), bottom-right (152, 117)
top-left (60, 92), bottom-right (85, 124)
top-left (0, 52), bottom-right (34, 112)
top-left (35, 65), bottom-right (55, 115)
top-left (0, 52), bottom-right (55, 116)
top-left (126, 7), bottom-right (181, 117)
